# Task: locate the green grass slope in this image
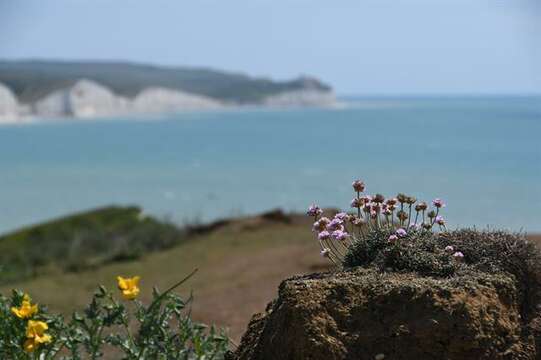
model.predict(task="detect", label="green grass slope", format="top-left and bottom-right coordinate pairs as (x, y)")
top-left (0, 60), bottom-right (332, 103)
top-left (0, 206), bottom-right (186, 284)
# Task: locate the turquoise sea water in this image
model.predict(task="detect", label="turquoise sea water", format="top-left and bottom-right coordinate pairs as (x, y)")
top-left (0, 96), bottom-right (540, 234)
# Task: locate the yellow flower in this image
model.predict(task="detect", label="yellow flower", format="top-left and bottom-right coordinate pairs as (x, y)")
top-left (117, 276), bottom-right (140, 300)
top-left (24, 320), bottom-right (52, 352)
top-left (11, 294), bottom-right (38, 319)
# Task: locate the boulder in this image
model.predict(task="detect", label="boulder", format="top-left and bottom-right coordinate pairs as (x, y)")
top-left (230, 267), bottom-right (540, 360)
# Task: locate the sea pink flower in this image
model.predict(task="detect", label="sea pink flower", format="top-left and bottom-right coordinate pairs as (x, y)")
top-left (435, 215), bottom-right (445, 225)
top-left (409, 223), bottom-right (419, 230)
top-left (350, 198), bottom-right (362, 208)
top-left (327, 218), bottom-right (344, 231)
top-left (307, 204), bottom-right (323, 217)
top-left (453, 251), bottom-right (464, 261)
top-left (334, 212), bottom-right (348, 221)
top-left (445, 245), bottom-right (454, 253)
top-left (352, 180), bottom-right (365, 192)
top-left (332, 230), bottom-right (349, 241)
top-left (432, 199), bottom-right (446, 208)
top-left (396, 228), bottom-right (407, 237)
top-left (360, 195), bottom-right (373, 204)
top-left (318, 231), bottom-right (331, 240)
top-left (388, 234), bottom-right (398, 243)
top-left (312, 218), bottom-right (330, 232)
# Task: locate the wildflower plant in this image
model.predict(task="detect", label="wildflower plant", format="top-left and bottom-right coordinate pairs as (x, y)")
top-left (308, 180), bottom-right (465, 276)
top-left (0, 270), bottom-right (229, 359)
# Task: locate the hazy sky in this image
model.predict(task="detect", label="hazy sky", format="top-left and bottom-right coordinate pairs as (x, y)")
top-left (1, 0), bottom-right (540, 95)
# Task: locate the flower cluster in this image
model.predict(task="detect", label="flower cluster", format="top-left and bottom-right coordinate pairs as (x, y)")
top-left (308, 180), bottom-right (454, 266)
top-left (10, 294), bottom-right (52, 353)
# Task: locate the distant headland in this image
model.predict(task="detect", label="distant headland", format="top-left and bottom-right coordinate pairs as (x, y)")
top-left (0, 60), bottom-right (336, 123)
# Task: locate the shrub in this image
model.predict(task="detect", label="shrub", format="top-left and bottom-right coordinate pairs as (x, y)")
top-left (0, 270), bottom-right (229, 359)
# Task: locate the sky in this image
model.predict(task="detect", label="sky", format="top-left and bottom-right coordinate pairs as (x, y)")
top-left (0, 0), bottom-right (540, 95)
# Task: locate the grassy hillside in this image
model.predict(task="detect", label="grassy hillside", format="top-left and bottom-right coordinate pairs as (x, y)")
top-left (0, 206), bottom-right (186, 284)
top-left (0, 60), bottom-right (332, 103)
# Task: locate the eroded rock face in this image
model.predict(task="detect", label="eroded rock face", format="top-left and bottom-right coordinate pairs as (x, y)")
top-left (230, 268), bottom-right (539, 360)
top-left (0, 82), bottom-right (19, 122)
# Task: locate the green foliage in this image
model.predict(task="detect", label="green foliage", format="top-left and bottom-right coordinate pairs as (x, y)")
top-left (343, 228), bottom-right (458, 277)
top-left (343, 228), bottom-right (541, 285)
top-left (0, 60), bottom-right (331, 103)
top-left (0, 271), bottom-right (229, 359)
top-left (0, 206), bottom-right (187, 284)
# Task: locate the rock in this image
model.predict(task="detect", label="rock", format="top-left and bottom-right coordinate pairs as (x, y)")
top-left (0, 82), bottom-right (19, 122)
top-left (229, 268), bottom-right (540, 360)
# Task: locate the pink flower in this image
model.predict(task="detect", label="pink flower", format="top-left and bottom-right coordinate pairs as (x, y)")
top-left (409, 223), bottom-right (419, 230)
top-left (396, 228), bottom-right (407, 237)
top-left (334, 212), bottom-right (348, 221)
top-left (332, 230), bottom-right (349, 241)
top-left (350, 198), bottom-right (362, 208)
top-left (327, 218), bottom-right (344, 231)
top-left (318, 231), bottom-right (331, 240)
top-left (352, 180), bottom-right (365, 192)
top-left (453, 251), bottom-right (464, 261)
top-left (312, 218), bottom-right (330, 232)
top-left (388, 234), bottom-right (398, 243)
top-left (320, 248), bottom-right (331, 258)
top-left (432, 199), bottom-right (446, 208)
top-left (307, 204), bottom-right (323, 217)
top-left (435, 215), bottom-right (445, 225)
top-left (444, 245), bottom-right (454, 253)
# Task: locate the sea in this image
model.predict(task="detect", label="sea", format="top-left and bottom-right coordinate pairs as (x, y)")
top-left (0, 96), bottom-right (540, 234)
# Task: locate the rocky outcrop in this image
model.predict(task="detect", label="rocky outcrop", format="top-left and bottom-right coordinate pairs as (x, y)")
top-left (230, 268), bottom-right (540, 360)
top-left (0, 82), bottom-right (19, 122)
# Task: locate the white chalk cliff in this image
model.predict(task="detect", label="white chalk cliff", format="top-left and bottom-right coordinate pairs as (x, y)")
top-left (33, 79), bottom-right (129, 118)
top-left (262, 89), bottom-right (336, 107)
top-left (132, 87), bottom-right (223, 113)
top-left (0, 83), bottom-right (20, 123)
top-left (0, 78), bottom-right (336, 122)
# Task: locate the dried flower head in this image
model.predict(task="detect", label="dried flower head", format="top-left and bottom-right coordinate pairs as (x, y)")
top-left (397, 193), bottom-right (408, 203)
top-left (397, 210), bottom-right (408, 221)
top-left (417, 202), bottom-right (428, 211)
top-left (352, 180), bottom-right (365, 192)
top-left (406, 196), bottom-right (417, 205)
top-left (373, 194), bottom-right (385, 203)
